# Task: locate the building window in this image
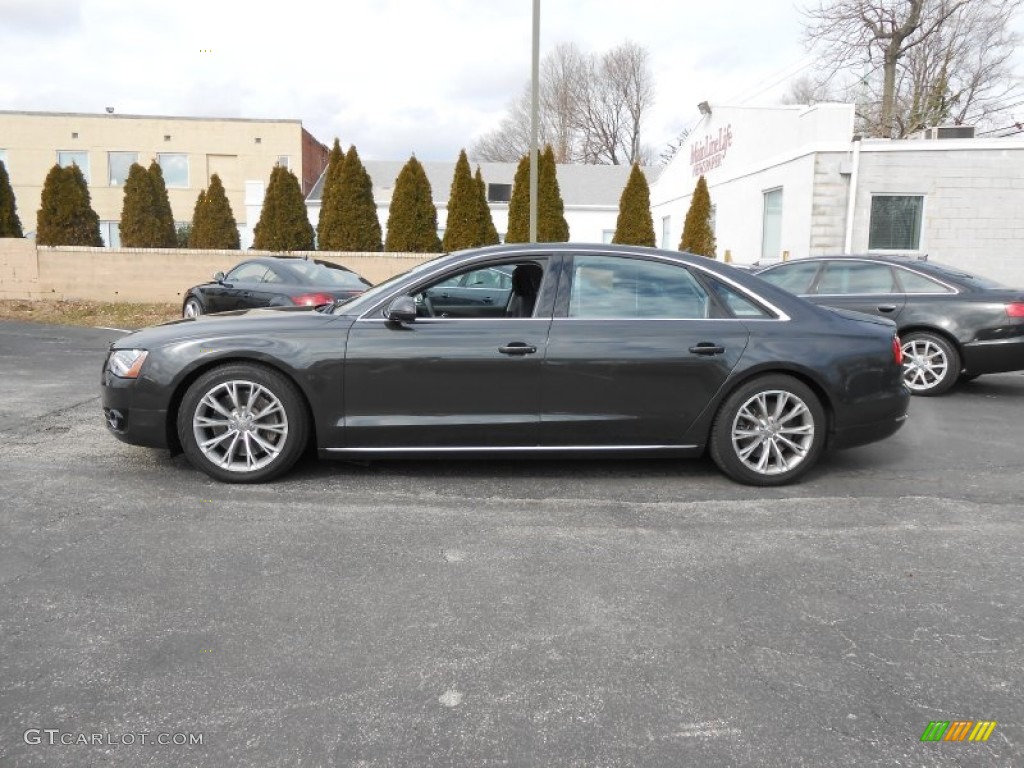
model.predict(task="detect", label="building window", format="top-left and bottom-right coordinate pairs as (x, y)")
top-left (602, 229), bottom-right (615, 244)
top-left (58, 150), bottom-right (90, 183)
top-left (661, 216), bottom-right (671, 248)
top-left (100, 221), bottom-right (121, 248)
top-left (869, 195), bottom-right (923, 251)
top-left (0, 149), bottom-right (7, 169)
top-left (108, 151), bottom-right (138, 186)
top-left (276, 156), bottom-right (290, 170)
top-left (761, 187), bottom-right (783, 262)
top-left (158, 153), bottom-right (188, 188)
top-left (487, 183), bottom-right (512, 203)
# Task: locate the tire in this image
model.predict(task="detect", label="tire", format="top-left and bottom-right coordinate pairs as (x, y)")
top-left (900, 332), bottom-right (960, 396)
top-left (183, 296), bottom-right (204, 318)
top-left (177, 363), bottom-right (309, 483)
top-left (709, 375), bottom-right (826, 487)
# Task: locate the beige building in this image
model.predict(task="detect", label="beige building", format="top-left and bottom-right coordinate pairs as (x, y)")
top-left (0, 110), bottom-right (329, 248)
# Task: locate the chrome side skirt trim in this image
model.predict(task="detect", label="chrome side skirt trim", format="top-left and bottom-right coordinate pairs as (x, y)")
top-left (325, 444), bottom-right (698, 454)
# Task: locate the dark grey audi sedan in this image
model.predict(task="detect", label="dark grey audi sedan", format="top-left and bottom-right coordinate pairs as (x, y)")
top-left (102, 244), bottom-right (910, 486)
top-left (756, 254), bottom-right (1024, 395)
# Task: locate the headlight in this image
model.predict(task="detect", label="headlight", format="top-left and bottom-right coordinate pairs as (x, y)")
top-left (107, 349), bottom-right (149, 379)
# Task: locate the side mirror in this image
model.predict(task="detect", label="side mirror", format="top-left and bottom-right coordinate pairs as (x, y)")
top-left (214, 271), bottom-right (225, 283)
top-left (386, 295), bottom-right (417, 324)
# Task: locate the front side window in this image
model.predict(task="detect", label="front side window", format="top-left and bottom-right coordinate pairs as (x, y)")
top-left (817, 262), bottom-right (897, 295)
top-left (569, 255), bottom-right (709, 319)
top-left (108, 152), bottom-right (139, 186)
top-left (58, 150), bottom-right (90, 183)
top-left (868, 195), bottom-right (923, 250)
top-left (158, 153), bottom-right (188, 188)
top-left (225, 262), bottom-right (270, 283)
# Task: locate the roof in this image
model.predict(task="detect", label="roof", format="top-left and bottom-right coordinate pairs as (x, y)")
top-left (307, 160), bottom-right (662, 208)
top-left (0, 109), bottom-right (302, 125)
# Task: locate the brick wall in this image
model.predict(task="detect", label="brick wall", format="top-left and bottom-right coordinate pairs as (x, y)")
top-left (0, 240), bottom-right (432, 302)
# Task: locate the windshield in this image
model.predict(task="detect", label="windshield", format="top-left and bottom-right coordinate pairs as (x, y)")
top-left (331, 252), bottom-right (454, 314)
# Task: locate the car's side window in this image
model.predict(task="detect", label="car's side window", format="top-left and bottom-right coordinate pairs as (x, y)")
top-left (757, 262), bottom-right (819, 293)
top-left (414, 262), bottom-right (541, 319)
top-left (262, 267), bottom-right (286, 284)
top-left (568, 255), bottom-right (709, 319)
top-left (226, 263), bottom-right (269, 283)
top-left (817, 262), bottom-right (897, 294)
top-left (703, 276), bottom-right (773, 318)
top-left (895, 268), bottom-right (955, 293)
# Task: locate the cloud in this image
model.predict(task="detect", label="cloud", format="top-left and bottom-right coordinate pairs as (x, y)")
top-left (0, 0), bottom-right (82, 34)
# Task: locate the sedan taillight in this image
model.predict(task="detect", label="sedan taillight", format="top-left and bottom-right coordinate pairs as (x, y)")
top-left (892, 335), bottom-right (903, 366)
top-left (291, 292), bottom-right (334, 306)
top-left (1006, 302), bottom-right (1024, 318)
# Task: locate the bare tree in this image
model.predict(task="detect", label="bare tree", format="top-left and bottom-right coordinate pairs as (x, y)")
top-left (471, 41), bottom-right (655, 165)
top-left (801, 0), bottom-right (1020, 137)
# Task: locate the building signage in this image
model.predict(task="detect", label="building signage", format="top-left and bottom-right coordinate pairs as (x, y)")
top-left (691, 124), bottom-right (733, 177)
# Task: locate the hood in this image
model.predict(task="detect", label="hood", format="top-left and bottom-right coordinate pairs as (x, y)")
top-left (113, 307), bottom-right (346, 349)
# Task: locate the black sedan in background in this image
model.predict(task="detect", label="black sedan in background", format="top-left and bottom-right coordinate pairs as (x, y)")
top-left (103, 244), bottom-right (909, 487)
top-left (755, 255), bottom-right (1024, 395)
top-left (182, 256), bottom-right (372, 317)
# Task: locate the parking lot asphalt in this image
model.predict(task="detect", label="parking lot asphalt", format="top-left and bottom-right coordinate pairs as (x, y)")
top-left (0, 319), bottom-right (1022, 767)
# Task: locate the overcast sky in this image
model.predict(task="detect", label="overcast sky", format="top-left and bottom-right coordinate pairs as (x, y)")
top-left (3, 0), bottom-right (832, 161)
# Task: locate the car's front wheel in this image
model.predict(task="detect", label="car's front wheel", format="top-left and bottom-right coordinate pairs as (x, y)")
top-left (177, 363), bottom-right (309, 483)
top-left (183, 296), bottom-right (204, 318)
top-left (709, 375), bottom-right (826, 486)
top-left (901, 331), bottom-right (960, 396)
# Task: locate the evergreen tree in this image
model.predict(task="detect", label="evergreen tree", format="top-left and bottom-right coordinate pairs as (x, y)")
top-left (253, 165), bottom-right (315, 251)
top-left (385, 155), bottom-right (441, 253)
top-left (679, 174), bottom-right (717, 258)
top-left (505, 146), bottom-right (569, 243)
top-left (612, 163), bottom-right (655, 246)
top-left (442, 150), bottom-right (478, 251)
top-left (0, 160), bottom-right (23, 237)
top-left (147, 161), bottom-right (177, 247)
top-left (189, 174), bottom-right (239, 249)
top-left (505, 154), bottom-right (531, 243)
top-left (316, 138), bottom-right (346, 250)
top-left (119, 163), bottom-right (156, 247)
top-left (36, 164), bottom-right (103, 246)
top-left (474, 167), bottom-right (499, 246)
top-left (334, 145), bottom-right (382, 252)
top-left (538, 144), bottom-right (569, 242)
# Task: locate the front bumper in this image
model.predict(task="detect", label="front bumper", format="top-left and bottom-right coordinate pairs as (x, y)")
top-left (101, 373), bottom-right (169, 449)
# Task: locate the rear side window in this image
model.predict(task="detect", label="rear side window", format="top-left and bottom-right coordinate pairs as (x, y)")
top-left (817, 262), bottom-right (897, 294)
top-left (569, 255), bottom-right (709, 319)
top-left (703, 277), bottom-right (773, 318)
top-left (757, 261), bottom-right (819, 293)
top-left (896, 268), bottom-right (955, 293)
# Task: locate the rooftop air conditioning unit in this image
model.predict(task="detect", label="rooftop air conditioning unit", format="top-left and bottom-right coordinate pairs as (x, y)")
top-left (919, 125), bottom-right (976, 140)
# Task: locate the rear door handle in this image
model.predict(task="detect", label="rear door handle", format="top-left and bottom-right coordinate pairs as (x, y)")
top-left (877, 304), bottom-right (897, 313)
top-left (499, 342), bottom-right (537, 355)
top-left (688, 342), bottom-right (725, 355)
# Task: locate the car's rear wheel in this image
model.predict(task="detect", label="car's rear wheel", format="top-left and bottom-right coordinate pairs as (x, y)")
top-left (901, 331), bottom-right (960, 396)
top-left (183, 297), bottom-right (204, 318)
top-left (177, 363), bottom-right (309, 483)
top-left (709, 375), bottom-right (825, 486)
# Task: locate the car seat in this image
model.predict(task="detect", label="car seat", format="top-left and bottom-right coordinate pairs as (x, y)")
top-left (506, 264), bottom-right (544, 317)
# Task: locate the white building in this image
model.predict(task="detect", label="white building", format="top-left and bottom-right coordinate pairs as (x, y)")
top-left (650, 103), bottom-right (1024, 287)
top-left (306, 160), bottom-right (660, 245)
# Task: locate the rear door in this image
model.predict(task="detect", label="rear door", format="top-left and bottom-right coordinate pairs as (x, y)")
top-left (540, 253), bottom-right (750, 447)
top-left (810, 260), bottom-right (907, 320)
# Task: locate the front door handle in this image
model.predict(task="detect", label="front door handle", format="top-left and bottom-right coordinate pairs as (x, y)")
top-left (688, 342), bottom-right (725, 356)
top-left (877, 304), bottom-right (897, 313)
top-left (499, 342), bottom-right (537, 356)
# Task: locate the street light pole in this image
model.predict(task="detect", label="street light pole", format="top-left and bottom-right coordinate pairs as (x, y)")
top-left (529, 0), bottom-right (539, 243)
